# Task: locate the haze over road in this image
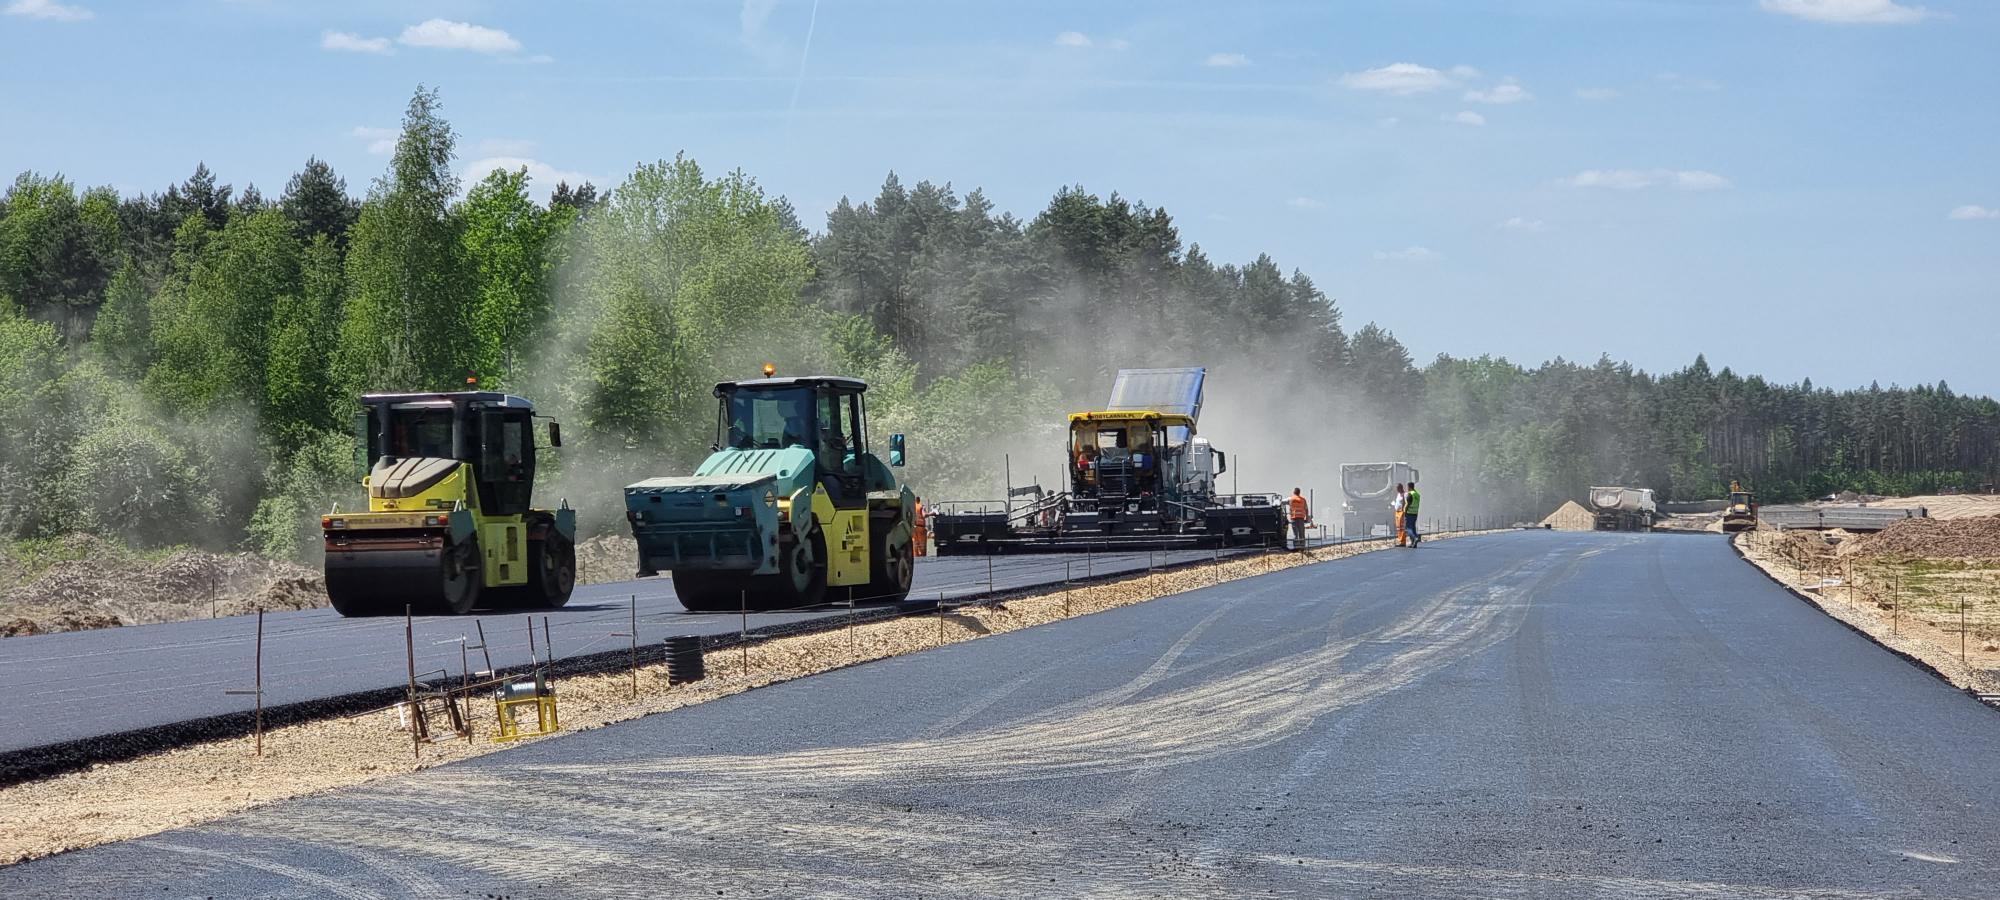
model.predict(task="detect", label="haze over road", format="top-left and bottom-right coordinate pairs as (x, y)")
top-left (8, 531), bottom-right (1998, 898)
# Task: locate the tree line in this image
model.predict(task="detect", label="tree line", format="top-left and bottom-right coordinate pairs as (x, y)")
top-left (1, 86), bottom-right (1993, 559)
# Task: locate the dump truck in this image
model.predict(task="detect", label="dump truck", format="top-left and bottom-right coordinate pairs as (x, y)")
top-left (1587, 486), bottom-right (1657, 531)
top-left (929, 367), bottom-right (1284, 553)
top-left (1721, 481), bottom-right (1758, 533)
top-left (1340, 462), bottom-right (1419, 538)
top-left (624, 371), bottom-right (916, 612)
top-left (324, 392), bottom-right (576, 617)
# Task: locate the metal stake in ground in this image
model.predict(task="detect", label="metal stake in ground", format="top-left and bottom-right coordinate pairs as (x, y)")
top-left (223, 608), bottom-right (267, 757)
top-left (406, 605), bottom-right (420, 759)
top-left (611, 594), bottom-right (638, 698)
top-left (473, 620), bottom-right (493, 675)
top-left (740, 590), bottom-right (750, 677)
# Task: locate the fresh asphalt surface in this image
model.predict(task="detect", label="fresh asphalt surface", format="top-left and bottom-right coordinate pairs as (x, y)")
top-left (9, 530), bottom-right (2000, 898)
top-left (0, 546), bottom-right (1283, 755)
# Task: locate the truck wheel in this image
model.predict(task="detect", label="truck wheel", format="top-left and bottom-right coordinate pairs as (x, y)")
top-left (865, 537), bottom-right (914, 604)
top-left (527, 532), bottom-right (576, 608)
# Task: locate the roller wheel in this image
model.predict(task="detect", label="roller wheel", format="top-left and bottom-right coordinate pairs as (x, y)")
top-left (433, 538), bottom-right (483, 615)
top-left (527, 532), bottom-right (576, 609)
top-left (326, 576), bottom-right (386, 617)
top-left (751, 527), bottom-right (825, 610)
top-left (864, 535), bottom-right (914, 604)
top-left (671, 571), bottom-right (752, 613)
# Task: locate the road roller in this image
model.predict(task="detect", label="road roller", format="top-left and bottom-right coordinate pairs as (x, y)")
top-left (624, 367), bottom-right (916, 612)
top-left (323, 391), bottom-right (576, 616)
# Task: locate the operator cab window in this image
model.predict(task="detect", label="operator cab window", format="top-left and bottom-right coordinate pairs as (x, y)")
top-left (387, 408), bottom-right (454, 460)
top-left (815, 391), bottom-right (850, 474)
top-left (727, 388), bottom-right (813, 450)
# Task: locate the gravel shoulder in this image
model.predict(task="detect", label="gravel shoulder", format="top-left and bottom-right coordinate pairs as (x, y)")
top-left (1734, 528), bottom-right (2000, 695)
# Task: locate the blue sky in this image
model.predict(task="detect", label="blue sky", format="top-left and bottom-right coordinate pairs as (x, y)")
top-left (3, 0), bottom-right (1995, 394)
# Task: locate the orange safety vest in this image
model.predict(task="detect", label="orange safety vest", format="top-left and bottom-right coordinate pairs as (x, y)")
top-left (1287, 494), bottom-right (1309, 521)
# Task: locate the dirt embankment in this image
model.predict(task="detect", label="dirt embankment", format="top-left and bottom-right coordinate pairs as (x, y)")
top-left (575, 532), bottom-right (638, 586)
top-left (0, 534), bottom-right (326, 637)
top-left (1736, 523), bottom-right (2000, 693)
top-left (1846, 516), bottom-right (2000, 559)
top-left (2, 530), bottom-right (645, 638)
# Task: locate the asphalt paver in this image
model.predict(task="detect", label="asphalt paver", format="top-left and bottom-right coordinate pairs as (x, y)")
top-left (8, 531), bottom-right (1998, 898)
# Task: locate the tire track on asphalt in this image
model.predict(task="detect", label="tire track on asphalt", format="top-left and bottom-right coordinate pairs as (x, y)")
top-left (146, 543), bottom-right (1558, 894)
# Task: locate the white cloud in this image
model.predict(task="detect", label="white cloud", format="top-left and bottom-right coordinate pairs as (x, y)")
top-left (1575, 87), bottom-right (1620, 101)
top-left (1444, 110), bottom-right (1486, 126)
top-left (1204, 52), bottom-right (1250, 68)
top-left (462, 157), bottom-right (597, 201)
top-left (1448, 65), bottom-right (1481, 80)
top-left (1373, 246), bottom-right (1441, 263)
top-left (322, 31), bottom-right (391, 54)
top-left (1498, 216), bottom-right (1547, 232)
top-left (4, 0), bottom-right (92, 21)
top-left (1377, 116), bottom-right (1401, 129)
top-left (351, 126), bottom-right (397, 155)
top-left (398, 18), bottom-right (521, 54)
top-left (1947, 205), bottom-right (1999, 221)
top-left (1048, 31), bottom-right (1128, 50)
top-left (1287, 197), bottom-right (1325, 210)
top-left (1563, 169), bottom-right (1732, 191)
top-left (1339, 62), bottom-right (1461, 95)
top-left (1673, 170), bottom-right (1732, 191)
top-left (1760, 0), bottom-right (1933, 24)
top-left (1464, 81), bottom-right (1532, 104)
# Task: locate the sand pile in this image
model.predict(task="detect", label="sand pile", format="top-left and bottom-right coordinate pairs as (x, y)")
top-left (1540, 501), bottom-right (1595, 531)
top-left (1851, 516), bottom-right (2000, 559)
top-left (1, 535), bottom-right (326, 636)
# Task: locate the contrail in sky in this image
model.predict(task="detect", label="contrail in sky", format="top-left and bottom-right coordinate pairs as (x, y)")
top-left (787, 0), bottom-right (822, 124)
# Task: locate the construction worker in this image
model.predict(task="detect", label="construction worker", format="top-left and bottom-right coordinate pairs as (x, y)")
top-left (1286, 488), bottom-right (1311, 552)
top-left (1404, 479), bottom-right (1422, 547)
top-left (912, 497), bottom-right (928, 557)
top-left (1392, 483), bottom-right (1407, 546)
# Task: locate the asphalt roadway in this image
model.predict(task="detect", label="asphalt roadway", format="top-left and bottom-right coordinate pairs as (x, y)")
top-left (0, 545), bottom-right (1286, 757)
top-left (9, 530), bottom-right (1999, 897)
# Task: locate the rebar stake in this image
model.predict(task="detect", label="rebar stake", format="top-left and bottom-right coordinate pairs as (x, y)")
top-left (253, 608), bottom-right (264, 756)
top-left (406, 605), bottom-right (420, 759)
